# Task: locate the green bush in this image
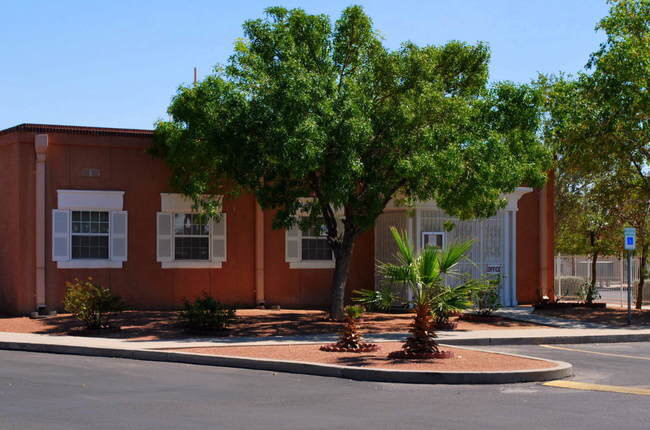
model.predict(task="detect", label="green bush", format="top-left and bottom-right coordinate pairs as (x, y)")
top-left (577, 281), bottom-right (601, 304)
top-left (554, 276), bottom-right (585, 297)
top-left (471, 278), bottom-right (501, 316)
top-left (179, 293), bottom-right (236, 332)
top-left (63, 278), bottom-right (125, 329)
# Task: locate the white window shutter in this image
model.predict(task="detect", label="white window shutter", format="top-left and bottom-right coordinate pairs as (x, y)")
top-left (157, 212), bottom-right (173, 262)
top-left (110, 211), bottom-right (128, 262)
top-left (211, 213), bottom-right (227, 262)
top-left (285, 223), bottom-right (301, 262)
top-left (52, 210), bottom-right (70, 261)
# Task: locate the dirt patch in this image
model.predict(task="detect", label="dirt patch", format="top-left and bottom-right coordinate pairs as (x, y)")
top-left (165, 342), bottom-right (556, 371)
top-left (534, 306), bottom-right (650, 326)
top-left (0, 309), bottom-right (540, 341)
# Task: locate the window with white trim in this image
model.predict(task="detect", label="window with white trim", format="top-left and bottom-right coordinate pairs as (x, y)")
top-left (286, 217), bottom-right (339, 269)
top-left (173, 214), bottom-right (210, 260)
top-left (52, 190), bottom-right (127, 269)
top-left (301, 223), bottom-right (332, 260)
top-left (156, 193), bottom-right (226, 268)
top-left (422, 231), bottom-right (445, 250)
top-left (71, 211), bottom-right (110, 259)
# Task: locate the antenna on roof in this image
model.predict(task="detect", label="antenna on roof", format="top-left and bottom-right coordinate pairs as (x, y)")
top-left (193, 67), bottom-right (198, 87)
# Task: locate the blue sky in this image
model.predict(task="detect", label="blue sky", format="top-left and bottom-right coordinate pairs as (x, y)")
top-left (1, 0), bottom-right (610, 131)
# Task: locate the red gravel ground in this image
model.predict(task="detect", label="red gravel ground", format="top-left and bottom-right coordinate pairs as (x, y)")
top-left (534, 306), bottom-right (650, 326)
top-left (0, 309), bottom-right (540, 341)
top-left (165, 342), bottom-right (556, 371)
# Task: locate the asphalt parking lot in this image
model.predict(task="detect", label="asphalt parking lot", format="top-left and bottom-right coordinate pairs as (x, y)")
top-left (1, 344), bottom-right (649, 430)
top-left (479, 341), bottom-right (650, 388)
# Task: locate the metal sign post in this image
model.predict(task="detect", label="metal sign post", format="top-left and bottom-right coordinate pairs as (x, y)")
top-left (624, 227), bottom-right (636, 326)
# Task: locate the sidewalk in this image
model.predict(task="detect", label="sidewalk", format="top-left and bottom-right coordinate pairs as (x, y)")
top-left (2, 323), bottom-right (650, 351)
top-left (495, 306), bottom-right (611, 329)
top-left (1, 305), bottom-right (648, 352)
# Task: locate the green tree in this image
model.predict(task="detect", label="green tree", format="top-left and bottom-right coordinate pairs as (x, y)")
top-left (151, 6), bottom-right (551, 319)
top-left (544, 0), bottom-right (650, 308)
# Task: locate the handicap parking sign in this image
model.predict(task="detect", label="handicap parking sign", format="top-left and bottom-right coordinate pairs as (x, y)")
top-left (624, 227), bottom-right (636, 250)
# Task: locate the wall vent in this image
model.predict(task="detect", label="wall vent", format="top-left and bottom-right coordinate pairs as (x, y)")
top-left (81, 168), bottom-right (101, 177)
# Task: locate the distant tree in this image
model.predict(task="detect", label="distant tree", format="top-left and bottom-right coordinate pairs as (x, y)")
top-left (554, 173), bottom-right (621, 299)
top-left (151, 6), bottom-right (551, 319)
top-left (542, 0), bottom-right (650, 308)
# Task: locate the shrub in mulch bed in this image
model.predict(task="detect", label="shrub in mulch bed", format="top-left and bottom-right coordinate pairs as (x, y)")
top-left (388, 350), bottom-right (454, 359)
top-left (534, 302), bottom-right (607, 310)
top-left (458, 313), bottom-right (502, 323)
top-left (320, 305), bottom-right (380, 353)
top-left (388, 302), bottom-right (453, 360)
top-left (434, 320), bottom-right (458, 330)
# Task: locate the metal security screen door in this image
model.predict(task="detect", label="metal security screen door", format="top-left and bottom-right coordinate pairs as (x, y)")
top-left (375, 207), bottom-right (517, 306)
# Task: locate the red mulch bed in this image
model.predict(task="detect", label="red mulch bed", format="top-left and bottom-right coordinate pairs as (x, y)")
top-left (0, 309), bottom-right (540, 341)
top-left (533, 306), bottom-right (650, 326)
top-left (165, 342), bottom-right (556, 371)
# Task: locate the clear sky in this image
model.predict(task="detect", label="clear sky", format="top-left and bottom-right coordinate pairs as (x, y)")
top-left (1, 0), bottom-right (611, 131)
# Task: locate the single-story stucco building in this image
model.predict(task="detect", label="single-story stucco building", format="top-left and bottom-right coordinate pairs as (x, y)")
top-left (0, 124), bottom-right (554, 315)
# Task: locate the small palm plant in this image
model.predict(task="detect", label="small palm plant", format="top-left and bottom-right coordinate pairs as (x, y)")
top-left (376, 227), bottom-right (476, 359)
top-left (320, 305), bottom-right (379, 352)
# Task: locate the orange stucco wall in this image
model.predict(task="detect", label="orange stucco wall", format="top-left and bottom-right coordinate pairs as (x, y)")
top-left (0, 133), bottom-right (36, 314)
top-left (0, 128), bottom-right (376, 315)
top-left (263, 210), bottom-right (375, 307)
top-left (0, 126), bottom-right (553, 314)
top-left (516, 179), bottom-right (555, 304)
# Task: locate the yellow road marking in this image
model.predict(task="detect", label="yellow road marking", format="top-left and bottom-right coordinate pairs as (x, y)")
top-left (544, 380), bottom-right (650, 396)
top-left (540, 344), bottom-right (650, 361)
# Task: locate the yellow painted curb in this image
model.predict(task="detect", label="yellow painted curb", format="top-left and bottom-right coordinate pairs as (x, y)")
top-left (544, 380), bottom-right (650, 396)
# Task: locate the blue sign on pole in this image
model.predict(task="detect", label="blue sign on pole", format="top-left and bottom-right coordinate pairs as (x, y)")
top-left (624, 227), bottom-right (636, 251)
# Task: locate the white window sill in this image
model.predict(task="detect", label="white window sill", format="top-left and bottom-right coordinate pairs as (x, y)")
top-left (289, 260), bottom-right (336, 269)
top-left (57, 260), bottom-right (123, 269)
top-left (161, 260), bottom-right (223, 269)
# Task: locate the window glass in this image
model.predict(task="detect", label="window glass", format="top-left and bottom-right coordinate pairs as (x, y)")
top-left (174, 214), bottom-right (210, 260)
top-left (422, 232), bottom-right (444, 249)
top-left (301, 220), bottom-right (332, 261)
top-left (71, 210), bottom-right (110, 259)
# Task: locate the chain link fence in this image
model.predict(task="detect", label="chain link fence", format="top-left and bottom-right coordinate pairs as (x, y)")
top-left (554, 255), bottom-right (650, 306)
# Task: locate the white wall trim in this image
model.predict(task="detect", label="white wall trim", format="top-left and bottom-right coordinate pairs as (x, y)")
top-left (161, 261), bottom-right (223, 269)
top-left (505, 187), bottom-right (533, 211)
top-left (384, 187), bottom-right (533, 212)
top-left (57, 260), bottom-right (123, 269)
top-left (57, 190), bottom-right (124, 210)
top-left (289, 261), bottom-right (336, 269)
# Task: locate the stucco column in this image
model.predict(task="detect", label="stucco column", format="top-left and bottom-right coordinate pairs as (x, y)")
top-left (34, 134), bottom-right (48, 312)
top-left (255, 203), bottom-right (265, 306)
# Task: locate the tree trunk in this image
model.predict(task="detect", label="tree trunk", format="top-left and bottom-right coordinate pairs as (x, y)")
top-left (588, 250), bottom-right (599, 304)
top-left (636, 245), bottom-right (647, 310)
top-left (329, 238), bottom-right (356, 320)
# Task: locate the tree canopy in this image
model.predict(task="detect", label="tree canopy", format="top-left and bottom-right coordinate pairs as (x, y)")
top-left (541, 0), bottom-right (650, 307)
top-left (152, 5), bottom-right (551, 318)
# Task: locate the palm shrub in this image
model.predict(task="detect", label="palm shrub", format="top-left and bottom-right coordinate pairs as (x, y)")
top-left (373, 227), bottom-right (483, 358)
top-left (320, 305), bottom-right (379, 352)
top-left (63, 278), bottom-right (125, 329)
top-left (352, 284), bottom-right (399, 312)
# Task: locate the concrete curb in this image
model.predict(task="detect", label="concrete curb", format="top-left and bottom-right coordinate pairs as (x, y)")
top-left (438, 333), bottom-right (650, 346)
top-left (0, 340), bottom-right (572, 385)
